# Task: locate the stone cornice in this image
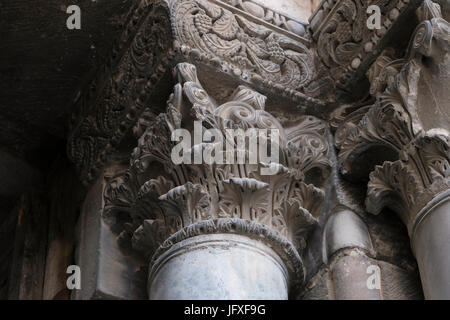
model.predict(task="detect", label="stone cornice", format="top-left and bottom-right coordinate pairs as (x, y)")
top-left (169, 0), bottom-right (331, 103)
top-left (207, 0), bottom-right (311, 42)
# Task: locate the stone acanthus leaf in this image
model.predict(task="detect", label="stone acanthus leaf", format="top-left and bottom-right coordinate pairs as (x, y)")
top-left (219, 178), bottom-right (269, 223)
top-left (159, 183), bottom-right (212, 234)
top-left (275, 199), bottom-right (318, 251)
top-left (365, 160), bottom-right (422, 224)
top-left (336, 58), bottom-right (422, 177)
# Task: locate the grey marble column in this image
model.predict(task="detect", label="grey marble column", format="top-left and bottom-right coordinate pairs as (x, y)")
top-left (148, 233), bottom-right (289, 300)
top-left (411, 190), bottom-right (450, 299)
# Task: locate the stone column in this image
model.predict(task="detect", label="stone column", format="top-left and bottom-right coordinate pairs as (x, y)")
top-left (103, 62), bottom-right (332, 299)
top-left (336, 1), bottom-right (450, 299)
top-left (149, 233), bottom-right (290, 299)
top-left (412, 190), bottom-right (450, 298)
top-left (323, 207), bottom-right (379, 300)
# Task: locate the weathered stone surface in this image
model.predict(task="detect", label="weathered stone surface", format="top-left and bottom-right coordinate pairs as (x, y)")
top-left (73, 168), bottom-right (146, 300)
top-left (302, 248), bottom-right (423, 300)
top-left (254, 0), bottom-right (315, 22)
top-left (335, 0), bottom-right (450, 299)
top-left (413, 191), bottom-right (450, 299)
top-left (101, 61), bottom-right (334, 298)
top-left (311, 0), bottom-right (423, 100)
top-left (149, 234), bottom-right (289, 300)
top-left (331, 250), bottom-right (382, 300)
top-left (323, 207), bottom-right (373, 262)
top-left (379, 260), bottom-right (423, 300)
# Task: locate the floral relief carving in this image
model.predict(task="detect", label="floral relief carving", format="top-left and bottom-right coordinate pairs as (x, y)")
top-left (171, 0), bottom-right (316, 93)
top-left (312, 0), bottom-right (414, 87)
top-left (58, 0), bottom-right (450, 300)
top-left (68, 0), bottom-right (428, 189)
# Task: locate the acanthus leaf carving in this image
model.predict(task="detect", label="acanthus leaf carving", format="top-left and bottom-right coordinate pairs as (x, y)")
top-left (219, 178), bottom-right (269, 223)
top-left (132, 219), bottom-right (168, 260)
top-left (336, 57), bottom-right (422, 179)
top-left (366, 160), bottom-right (422, 221)
top-left (419, 129), bottom-right (450, 181)
top-left (275, 199), bottom-right (318, 251)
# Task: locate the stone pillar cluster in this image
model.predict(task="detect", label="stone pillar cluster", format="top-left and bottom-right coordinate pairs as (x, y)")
top-left (336, 0), bottom-right (450, 299)
top-left (67, 0), bottom-right (450, 299)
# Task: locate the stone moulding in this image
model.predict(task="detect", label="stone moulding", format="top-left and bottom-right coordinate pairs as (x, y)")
top-left (102, 62), bottom-right (333, 294)
top-left (209, 0), bottom-right (311, 40)
top-left (150, 218), bottom-right (305, 287)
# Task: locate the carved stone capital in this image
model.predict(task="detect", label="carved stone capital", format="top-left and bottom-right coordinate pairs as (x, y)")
top-left (103, 62), bottom-right (332, 292)
top-left (336, 7), bottom-right (450, 236)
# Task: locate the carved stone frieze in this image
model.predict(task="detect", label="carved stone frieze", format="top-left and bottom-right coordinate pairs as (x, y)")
top-left (103, 62), bottom-right (333, 290)
top-left (310, 0), bottom-right (422, 92)
top-left (68, 0), bottom-right (175, 184)
top-left (336, 4), bottom-right (450, 236)
top-left (219, 0), bottom-right (310, 37)
top-left (170, 0), bottom-right (333, 101)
